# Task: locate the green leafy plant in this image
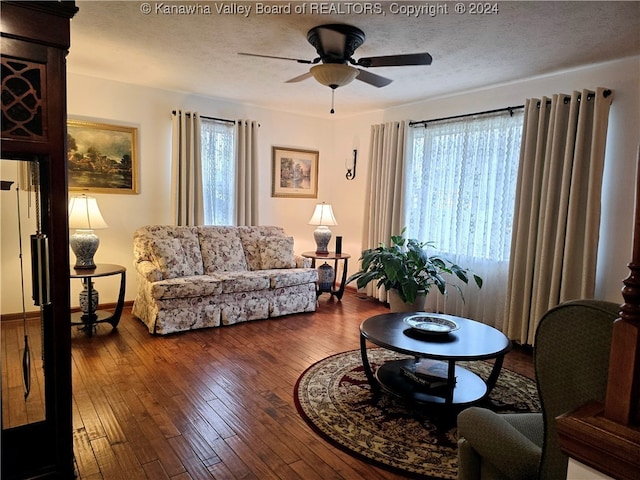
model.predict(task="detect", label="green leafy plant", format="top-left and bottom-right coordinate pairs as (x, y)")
top-left (347, 229), bottom-right (483, 304)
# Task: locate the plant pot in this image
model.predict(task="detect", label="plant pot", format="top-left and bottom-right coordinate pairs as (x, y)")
top-left (388, 289), bottom-right (426, 312)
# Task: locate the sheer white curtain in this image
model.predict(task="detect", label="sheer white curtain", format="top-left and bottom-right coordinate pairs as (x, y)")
top-left (405, 111), bottom-right (524, 328)
top-left (505, 88), bottom-right (613, 344)
top-left (235, 120), bottom-right (259, 226)
top-left (171, 110), bottom-right (203, 226)
top-left (362, 121), bottom-right (407, 301)
top-left (201, 118), bottom-right (235, 225)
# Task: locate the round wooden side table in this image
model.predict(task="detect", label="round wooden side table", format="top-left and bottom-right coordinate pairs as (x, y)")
top-left (70, 263), bottom-right (126, 336)
top-left (301, 251), bottom-right (351, 300)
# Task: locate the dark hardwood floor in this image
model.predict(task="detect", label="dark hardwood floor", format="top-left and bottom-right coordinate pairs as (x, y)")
top-left (4, 291), bottom-right (534, 479)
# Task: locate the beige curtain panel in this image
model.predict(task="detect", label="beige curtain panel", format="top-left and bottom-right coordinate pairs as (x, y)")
top-left (361, 121), bottom-right (407, 301)
top-left (171, 110), bottom-right (203, 226)
top-left (504, 88), bottom-right (613, 344)
top-left (235, 119), bottom-right (259, 226)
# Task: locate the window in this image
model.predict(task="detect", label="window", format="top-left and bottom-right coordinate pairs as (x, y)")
top-left (201, 119), bottom-right (235, 225)
top-left (404, 110), bottom-right (524, 325)
top-left (405, 111), bottom-right (523, 261)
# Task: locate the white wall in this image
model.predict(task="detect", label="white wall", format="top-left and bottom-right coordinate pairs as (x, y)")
top-left (567, 460), bottom-right (613, 480)
top-left (1, 56), bottom-right (637, 314)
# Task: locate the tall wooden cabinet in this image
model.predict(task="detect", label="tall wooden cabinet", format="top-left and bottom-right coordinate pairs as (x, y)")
top-left (1, 2), bottom-right (77, 478)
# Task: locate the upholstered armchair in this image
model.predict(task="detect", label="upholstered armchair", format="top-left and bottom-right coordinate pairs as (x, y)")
top-left (457, 299), bottom-right (619, 480)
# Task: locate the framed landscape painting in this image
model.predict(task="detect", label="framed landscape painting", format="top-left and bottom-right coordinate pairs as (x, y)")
top-left (271, 146), bottom-right (318, 198)
top-left (67, 119), bottom-right (139, 194)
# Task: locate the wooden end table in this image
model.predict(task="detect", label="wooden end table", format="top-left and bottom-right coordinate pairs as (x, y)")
top-left (301, 251), bottom-right (351, 300)
top-left (70, 263), bottom-right (126, 336)
top-left (360, 312), bottom-right (511, 407)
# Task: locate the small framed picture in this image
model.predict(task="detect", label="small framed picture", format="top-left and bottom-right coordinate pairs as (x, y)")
top-left (271, 146), bottom-right (319, 198)
top-left (67, 119), bottom-right (139, 194)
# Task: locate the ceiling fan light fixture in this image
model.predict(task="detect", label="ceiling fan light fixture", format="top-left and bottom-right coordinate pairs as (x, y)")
top-left (310, 64), bottom-right (359, 89)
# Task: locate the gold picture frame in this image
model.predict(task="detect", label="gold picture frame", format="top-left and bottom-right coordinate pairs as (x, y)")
top-left (67, 119), bottom-right (139, 194)
top-left (271, 146), bottom-right (318, 198)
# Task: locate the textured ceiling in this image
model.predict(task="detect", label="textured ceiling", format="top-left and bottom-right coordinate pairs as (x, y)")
top-left (68, 1), bottom-right (640, 117)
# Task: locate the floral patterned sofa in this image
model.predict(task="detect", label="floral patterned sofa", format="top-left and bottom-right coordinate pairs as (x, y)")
top-left (132, 225), bottom-right (318, 334)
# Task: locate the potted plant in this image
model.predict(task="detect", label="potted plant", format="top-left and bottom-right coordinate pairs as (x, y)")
top-left (347, 229), bottom-right (483, 312)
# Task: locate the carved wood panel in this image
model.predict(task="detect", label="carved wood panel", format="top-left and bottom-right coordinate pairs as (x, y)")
top-left (1, 56), bottom-right (47, 141)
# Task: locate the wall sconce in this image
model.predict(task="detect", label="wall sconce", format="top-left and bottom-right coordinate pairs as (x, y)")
top-left (346, 149), bottom-right (357, 180)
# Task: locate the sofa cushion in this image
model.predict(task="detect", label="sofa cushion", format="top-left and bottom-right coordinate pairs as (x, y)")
top-left (238, 226), bottom-right (287, 270)
top-left (268, 268), bottom-right (318, 289)
top-left (260, 236), bottom-right (296, 269)
top-left (212, 271), bottom-right (271, 294)
top-left (150, 275), bottom-right (222, 300)
top-left (134, 225), bottom-right (204, 276)
top-left (198, 226), bottom-right (248, 273)
top-left (149, 238), bottom-right (192, 279)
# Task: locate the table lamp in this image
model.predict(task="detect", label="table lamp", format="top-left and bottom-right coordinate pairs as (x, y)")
top-left (308, 202), bottom-right (337, 254)
top-left (68, 194), bottom-right (108, 269)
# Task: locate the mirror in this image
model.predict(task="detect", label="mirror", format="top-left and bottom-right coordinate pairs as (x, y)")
top-left (1, 158), bottom-right (46, 429)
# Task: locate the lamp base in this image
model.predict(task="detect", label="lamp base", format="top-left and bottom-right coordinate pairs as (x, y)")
top-left (313, 226), bottom-right (332, 254)
top-left (70, 230), bottom-right (99, 269)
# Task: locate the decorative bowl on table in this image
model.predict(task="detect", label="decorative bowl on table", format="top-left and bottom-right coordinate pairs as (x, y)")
top-left (403, 314), bottom-right (459, 335)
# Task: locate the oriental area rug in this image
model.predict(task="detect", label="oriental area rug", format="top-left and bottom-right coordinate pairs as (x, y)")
top-left (294, 349), bottom-right (540, 479)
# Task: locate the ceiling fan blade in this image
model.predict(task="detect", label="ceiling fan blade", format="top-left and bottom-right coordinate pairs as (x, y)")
top-left (355, 69), bottom-right (393, 88)
top-left (356, 52), bottom-right (433, 68)
top-left (238, 52), bottom-right (314, 64)
top-left (285, 72), bottom-right (313, 83)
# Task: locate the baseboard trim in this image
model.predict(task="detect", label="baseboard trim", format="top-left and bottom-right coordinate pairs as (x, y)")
top-left (1, 301), bottom-right (134, 323)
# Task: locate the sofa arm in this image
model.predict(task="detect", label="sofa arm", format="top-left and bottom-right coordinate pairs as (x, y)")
top-left (135, 260), bottom-right (163, 282)
top-left (295, 255), bottom-right (312, 268)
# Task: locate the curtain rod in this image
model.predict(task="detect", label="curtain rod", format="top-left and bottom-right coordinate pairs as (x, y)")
top-left (409, 105), bottom-right (524, 128)
top-left (171, 110), bottom-right (235, 125)
top-left (537, 89), bottom-right (612, 108)
top-left (409, 89), bottom-right (612, 128)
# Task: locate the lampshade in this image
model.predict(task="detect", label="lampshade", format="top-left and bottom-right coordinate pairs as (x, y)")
top-left (309, 203), bottom-right (337, 254)
top-left (308, 203), bottom-right (338, 226)
top-left (68, 195), bottom-right (108, 269)
top-left (310, 64), bottom-right (359, 89)
top-left (68, 195), bottom-right (108, 230)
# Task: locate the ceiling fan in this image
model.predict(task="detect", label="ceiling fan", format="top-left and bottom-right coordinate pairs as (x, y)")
top-left (239, 24), bottom-right (432, 113)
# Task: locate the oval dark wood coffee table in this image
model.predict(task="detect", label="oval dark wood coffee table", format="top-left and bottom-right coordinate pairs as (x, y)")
top-left (360, 312), bottom-right (512, 407)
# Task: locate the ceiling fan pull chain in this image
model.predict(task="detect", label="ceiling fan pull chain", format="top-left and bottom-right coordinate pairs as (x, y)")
top-left (330, 89), bottom-right (335, 114)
